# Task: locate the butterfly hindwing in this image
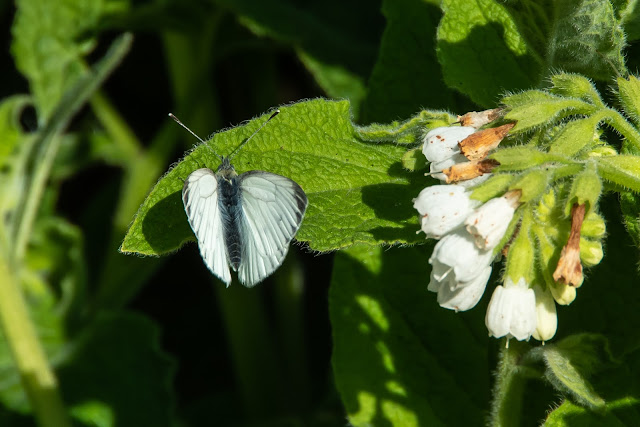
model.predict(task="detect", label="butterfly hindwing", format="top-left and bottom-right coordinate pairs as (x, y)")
top-left (237, 171), bottom-right (308, 287)
top-left (182, 168), bottom-right (232, 285)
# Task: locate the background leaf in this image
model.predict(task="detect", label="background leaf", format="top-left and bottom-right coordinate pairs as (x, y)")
top-left (330, 245), bottom-right (490, 426)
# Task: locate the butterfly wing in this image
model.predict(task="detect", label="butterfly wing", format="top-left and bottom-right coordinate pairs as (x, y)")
top-left (237, 171), bottom-right (308, 287)
top-left (182, 168), bottom-right (232, 285)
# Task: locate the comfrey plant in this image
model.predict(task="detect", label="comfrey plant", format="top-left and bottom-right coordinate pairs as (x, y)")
top-left (410, 72), bottom-right (640, 345)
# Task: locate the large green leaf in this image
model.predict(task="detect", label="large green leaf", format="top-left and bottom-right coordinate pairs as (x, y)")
top-left (330, 245), bottom-right (490, 426)
top-left (121, 99), bottom-right (426, 255)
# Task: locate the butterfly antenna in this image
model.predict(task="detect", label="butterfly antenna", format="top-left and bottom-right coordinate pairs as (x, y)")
top-left (168, 113), bottom-right (222, 160)
top-left (228, 109), bottom-right (280, 160)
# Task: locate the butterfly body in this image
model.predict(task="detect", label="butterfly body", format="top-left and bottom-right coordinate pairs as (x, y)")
top-left (182, 156), bottom-right (308, 287)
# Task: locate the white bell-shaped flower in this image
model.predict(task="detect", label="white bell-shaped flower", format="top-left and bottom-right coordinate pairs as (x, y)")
top-left (434, 266), bottom-right (492, 312)
top-left (422, 126), bottom-right (476, 163)
top-left (485, 278), bottom-right (537, 341)
top-left (413, 185), bottom-right (480, 239)
top-left (465, 193), bottom-right (519, 250)
top-left (429, 229), bottom-right (494, 284)
top-left (532, 285), bottom-right (557, 343)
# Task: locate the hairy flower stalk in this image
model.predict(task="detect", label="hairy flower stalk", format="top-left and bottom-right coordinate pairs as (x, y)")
top-left (553, 203), bottom-right (586, 287)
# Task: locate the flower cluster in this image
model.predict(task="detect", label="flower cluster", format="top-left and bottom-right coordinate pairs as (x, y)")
top-left (413, 109), bottom-right (605, 345)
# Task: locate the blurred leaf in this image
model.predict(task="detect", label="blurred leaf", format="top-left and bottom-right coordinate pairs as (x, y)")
top-left (546, 0), bottom-right (626, 80)
top-left (57, 311), bottom-right (175, 427)
top-left (0, 96), bottom-right (31, 162)
top-left (437, 0), bottom-right (541, 107)
top-left (121, 99), bottom-right (427, 255)
top-left (330, 245), bottom-right (489, 426)
top-left (361, 0), bottom-right (458, 123)
top-left (11, 0), bottom-right (103, 121)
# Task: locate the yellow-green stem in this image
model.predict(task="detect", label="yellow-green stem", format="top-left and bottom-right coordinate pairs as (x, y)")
top-left (0, 258), bottom-right (70, 427)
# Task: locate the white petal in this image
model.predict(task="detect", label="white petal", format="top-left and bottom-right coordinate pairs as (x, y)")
top-left (422, 126), bottom-right (476, 163)
top-left (413, 185), bottom-right (479, 239)
top-left (437, 266), bottom-right (492, 312)
top-left (465, 196), bottom-right (517, 250)
top-left (429, 229), bottom-right (494, 283)
top-left (485, 278), bottom-right (536, 341)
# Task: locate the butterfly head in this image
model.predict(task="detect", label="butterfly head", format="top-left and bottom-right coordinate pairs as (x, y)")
top-left (217, 156), bottom-right (238, 179)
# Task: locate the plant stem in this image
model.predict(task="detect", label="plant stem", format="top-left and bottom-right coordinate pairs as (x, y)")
top-left (0, 258), bottom-right (71, 427)
top-left (489, 341), bottom-right (530, 427)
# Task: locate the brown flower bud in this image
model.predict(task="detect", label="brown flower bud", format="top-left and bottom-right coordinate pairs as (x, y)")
top-left (553, 204), bottom-right (586, 287)
top-left (459, 123), bottom-right (515, 161)
top-left (442, 159), bottom-right (500, 183)
top-left (457, 108), bottom-right (503, 128)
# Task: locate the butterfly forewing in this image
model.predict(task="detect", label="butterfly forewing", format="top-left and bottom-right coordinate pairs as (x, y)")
top-left (182, 168), bottom-right (232, 285)
top-left (237, 171), bottom-right (308, 287)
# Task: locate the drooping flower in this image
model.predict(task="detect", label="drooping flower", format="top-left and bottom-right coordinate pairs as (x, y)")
top-left (485, 278), bottom-right (537, 342)
top-left (429, 229), bottom-right (495, 285)
top-left (465, 190), bottom-right (521, 250)
top-left (432, 265), bottom-right (492, 312)
top-left (413, 185), bottom-right (480, 239)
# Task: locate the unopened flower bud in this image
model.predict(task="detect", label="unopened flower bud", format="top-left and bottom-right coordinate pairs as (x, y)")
top-left (549, 280), bottom-right (576, 305)
top-left (532, 285), bottom-right (557, 343)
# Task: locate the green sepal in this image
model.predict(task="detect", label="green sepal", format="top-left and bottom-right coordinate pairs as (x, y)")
top-left (355, 110), bottom-right (455, 144)
top-left (580, 238), bottom-right (604, 267)
top-left (550, 73), bottom-right (604, 107)
top-left (509, 169), bottom-right (551, 203)
top-left (504, 208), bottom-right (535, 284)
top-left (502, 91), bottom-right (597, 133)
top-left (470, 174), bottom-right (514, 202)
top-left (596, 155), bottom-right (640, 193)
top-left (548, 115), bottom-right (601, 156)
top-left (565, 163), bottom-right (602, 216)
top-left (401, 148), bottom-right (426, 171)
top-left (616, 75), bottom-right (640, 127)
top-left (490, 147), bottom-right (551, 171)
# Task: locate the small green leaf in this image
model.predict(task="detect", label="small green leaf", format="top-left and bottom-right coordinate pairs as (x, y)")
top-left (503, 91), bottom-right (597, 133)
top-left (121, 99), bottom-right (426, 255)
top-left (597, 155), bottom-right (640, 193)
top-left (470, 173), bottom-right (515, 201)
top-left (436, 0), bottom-right (541, 107)
top-left (509, 169), bottom-right (551, 202)
top-left (548, 115), bottom-right (601, 156)
top-left (545, 398), bottom-right (639, 426)
top-left (543, 334), bottom-right (612, 410)
top-left (491, 146), bottom-right (551, 171)
top-left (11, 0), bottom-right (103, 121)
top-left (550, 73), bottom-right (604, 107)
top-left (565, 163), bottom-right (602, 215)
top-left (617, 75), bottom-right (640, 128)
top-left (330, 245), bottom-right (489, 427)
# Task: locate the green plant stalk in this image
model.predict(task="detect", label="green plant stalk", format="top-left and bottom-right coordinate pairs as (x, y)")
top-left (12, 34), bottom-right (133, 265)
top-left (489, 341), bottom-right (531, 427)
top-left (90, 91), bottom-right (141, 162)
top-left (0, 257), bottom-right (71, 427)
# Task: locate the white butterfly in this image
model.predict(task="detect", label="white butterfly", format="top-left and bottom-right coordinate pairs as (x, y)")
top-left (174, 111), bottom-right (308, 287)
